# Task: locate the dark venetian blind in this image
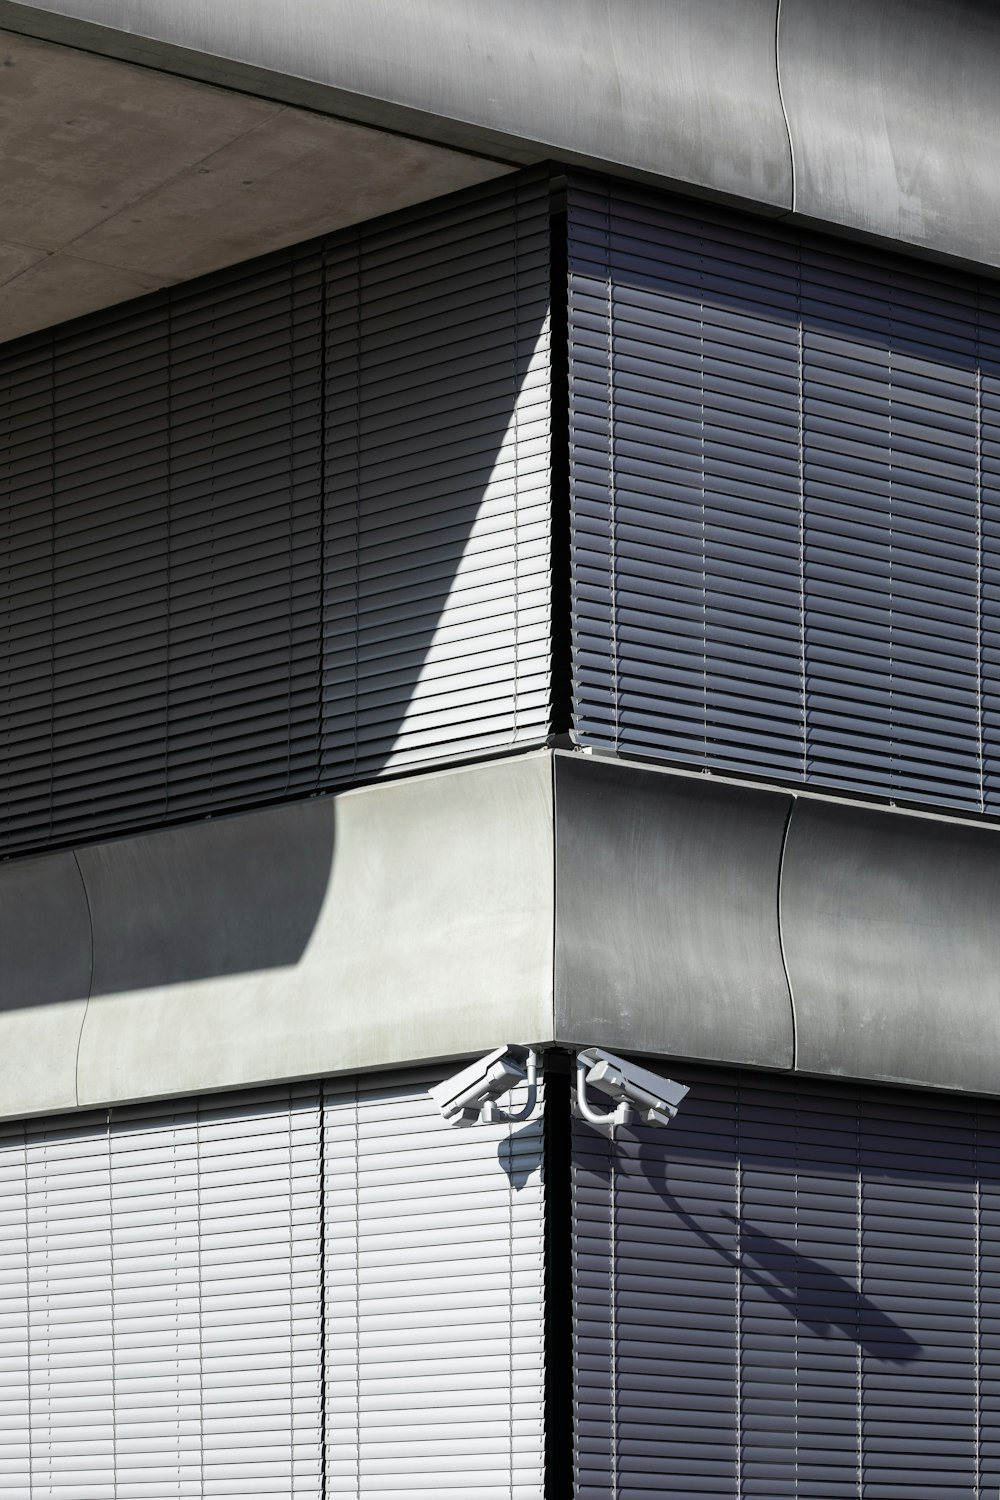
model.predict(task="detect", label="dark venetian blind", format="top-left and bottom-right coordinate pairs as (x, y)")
top-left (572, 1067), bottom-right (998, 1500)
top-left (0, 172), bottom-right (551, 855)
top-left (568, 176), bottom-right (1000, 814)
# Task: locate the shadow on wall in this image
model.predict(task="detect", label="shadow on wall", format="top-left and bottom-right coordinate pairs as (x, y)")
top-left (497, 1117), bottom-right (545, 1190)
top-left (0, 176), bottom-right (550, 1006)
top-left (633, 1133), bottom-right (923, 1367)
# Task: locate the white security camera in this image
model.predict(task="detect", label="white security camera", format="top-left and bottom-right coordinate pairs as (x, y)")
top-left (574, 1047), bottom-right (688, 1135)
top-left (429, 1044), bottom-right (538, 1127)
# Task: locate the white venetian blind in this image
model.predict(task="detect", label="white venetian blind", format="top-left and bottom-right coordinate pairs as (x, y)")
top-left (0, 1085), bottom-right (323, 1498)
top-left (323, 1068), bottom-right (546, 1498)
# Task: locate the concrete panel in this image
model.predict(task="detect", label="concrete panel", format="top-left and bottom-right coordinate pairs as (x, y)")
top-left (0, 252), bottom-right (163, 343)
top-left (0, 240), bottom-right (45, 286)
top-left (780, 0), bottom-right (1000, 269)
top-left (74, 752), bottom-right (555, 1109)
top-left (0, 27), bottom-right (507, 341)
top-left (0, 29), bottom-right (275, 250)
top-left (68, 107), bottom-right (497, 284)
top-left (783, 798), bottom-right (1000, 1095)
top-left (0, 850), bottom-right (91, 1117)
top-left (553, 754), bottom-right (794, 1069)
top-left (0, 0), bottom-right (792, 212)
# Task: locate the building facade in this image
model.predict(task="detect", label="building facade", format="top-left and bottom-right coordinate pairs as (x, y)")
top-left (3, 1), bottom-right (1000, 1495)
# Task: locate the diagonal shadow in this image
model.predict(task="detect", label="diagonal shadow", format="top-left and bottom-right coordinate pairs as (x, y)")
top-left (634, 1135), bottom-right (923, 1364)
top-left (0, 176), bottom-right (549, 1003)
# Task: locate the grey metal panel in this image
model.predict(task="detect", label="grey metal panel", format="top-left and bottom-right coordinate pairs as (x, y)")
top-left (780, 0), bottom-right (1000, 271)
top-left (782, 797), bottom-right (1000, 1096)
top-left (76, 796), bottom-right (332, 994)
top-left (553, 753), bottom-right (794, 1070)
top-left (0, 0), bottom-right (793, 213)
top-left (73, 751), bottom-right (555, 1112)
top-left (0, 850), bottom-right (90, 1117)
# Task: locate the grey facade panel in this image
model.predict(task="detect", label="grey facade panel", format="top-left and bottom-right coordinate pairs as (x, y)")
top-left (572, 1067), bottom-right (999, 1498)
top-left (568, 176), bottom-right (1000, 816)
top-left (780, 0), bottom-right (1000, 270)
top-left (0, 173), bottom-right (551, 857)
top-left (0, 849), bottom-right (90, 1116)
top-left (553, 753), bottom-right (794, 1071)
top-left (782, 796), bottom-right (1000, 1095)
top-left (12, 0), bottom-right (1000, 272)
top-left (70, 752), bottom-right (555, 1115)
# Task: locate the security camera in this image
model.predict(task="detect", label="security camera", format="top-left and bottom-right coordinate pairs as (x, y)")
top-left (574, 1046), bottom-right (688, 1135)
top-left (429, 1045), bottom-right (538, 1127)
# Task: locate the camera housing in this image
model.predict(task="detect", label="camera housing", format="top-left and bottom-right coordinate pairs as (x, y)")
top-left (429, 1044), bottom-right (534, 1127)
top-left (575, 1046), bottom-right (689, 1134)
top-left (429, 1044), bottom-right (688, 1135)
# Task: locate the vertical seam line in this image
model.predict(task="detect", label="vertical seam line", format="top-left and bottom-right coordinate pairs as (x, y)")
top-left (976, 296), bottom-right (985, 812)
top-left (736, 1095), bottom-right (743, 1499)
top-left (513, 186), bottom-right (522, 747)
top-left (798, 252), bottom-right (806, 780)
top-left (775, 0), bottom-right (796, 213)
top-left (975, 1112), bottom-right (982, 1495)
top-left (71, 849), bottom-right (94, 1109)
top-left (776, 798), bottom-right (799, 1070)
top-left (318, 1086), bottom-right (327, 1499)
top-left (23, 1121), bottom-right (31, 1500)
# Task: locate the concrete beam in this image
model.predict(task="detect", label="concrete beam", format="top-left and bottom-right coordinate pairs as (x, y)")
top-left (73, 753), bottom-right (556, 1110)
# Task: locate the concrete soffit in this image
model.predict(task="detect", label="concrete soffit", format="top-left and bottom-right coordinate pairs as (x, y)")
top-left (6, 748), bottom-right (1000, 1123)
top-left (0, 25), bottom-right (511, 343)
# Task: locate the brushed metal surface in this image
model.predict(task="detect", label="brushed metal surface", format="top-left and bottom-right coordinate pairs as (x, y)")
top-left (0, 0), bottom-right (792, 211)
top-left (780, 0), bottom-right (1000, 268)
top-left (554, 754), bottom-right (795, 1069)
top-left (782, 797), bottom-right (1000, 1094)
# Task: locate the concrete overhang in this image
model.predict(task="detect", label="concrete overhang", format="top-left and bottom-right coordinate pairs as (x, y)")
top-left (3, 0), bottom-right (1000, 276)
top-left (4, 748), bottom-right (1000, 1121)
top-left (0, 26), bottom-right (509, 341)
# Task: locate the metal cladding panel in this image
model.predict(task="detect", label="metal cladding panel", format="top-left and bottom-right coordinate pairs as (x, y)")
top-left (0, 1067), bottom-right (545, 1497)
top-left (0, 173), bottom-right (551, 857)
top-left (323, 1069), bottom-right (546, 1499)
top-left (572, 1066), bottom-right (1000, 1499)
top-left (568, 176), bottom-right (1000, 815)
